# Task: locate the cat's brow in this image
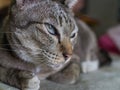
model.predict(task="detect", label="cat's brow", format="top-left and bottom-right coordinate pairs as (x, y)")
top-left (11, 21), bottom-right (44, 29)
top-left (71, 29), bottom-right (78, 35)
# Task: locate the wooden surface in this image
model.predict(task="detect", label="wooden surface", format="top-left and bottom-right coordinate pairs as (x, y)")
top-left (0, 0), bottom-right (11, 9)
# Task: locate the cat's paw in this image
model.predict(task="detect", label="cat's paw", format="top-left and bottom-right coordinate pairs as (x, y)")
top-left (19, 71), bottom-right (40, 90)
top-left (81, 60), bottom-right (99, 73)
top-left (48, 63), bottom-right (80, 84)
top-left (22, 76), bottom-right (40, 90)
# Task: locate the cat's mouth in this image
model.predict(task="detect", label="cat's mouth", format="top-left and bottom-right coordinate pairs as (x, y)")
top-left (42, 50), bottom-right (71, 69)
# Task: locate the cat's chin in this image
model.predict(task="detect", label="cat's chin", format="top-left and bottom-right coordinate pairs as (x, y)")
top-left (37, 58), bottom-right (71, 80)
top-left (52, 57), bottom-right (71, 71)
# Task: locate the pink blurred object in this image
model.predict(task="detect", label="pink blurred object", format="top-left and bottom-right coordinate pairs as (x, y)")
top-left (98, 34), bottom-right (120, 54)
top-left (98, 25), bottom-right (120, 54)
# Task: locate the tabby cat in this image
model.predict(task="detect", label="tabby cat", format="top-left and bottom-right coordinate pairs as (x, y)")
top-left (0, 0), bottom-right (112, 89)
top-left (0, 0), bottom-right (81, 90)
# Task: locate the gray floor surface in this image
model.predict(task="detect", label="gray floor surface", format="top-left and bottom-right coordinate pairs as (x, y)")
top-left (0, 55), bottom-right (120, 90)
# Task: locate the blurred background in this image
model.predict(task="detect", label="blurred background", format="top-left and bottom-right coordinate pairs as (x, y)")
top-left (86, 0), bottom-right (119, 36)
top-left (80, 0), bottom-right (119, 37)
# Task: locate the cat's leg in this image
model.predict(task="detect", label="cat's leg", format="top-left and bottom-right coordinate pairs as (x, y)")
top-left (0, 66), bottom-right (40, 90)
top-left (19, 71), bottom-right (40, 90)
top-left (81, 60), bottom-right (99, 73)
top-left (47, 58), bottom-right (80, 84)
top-left (0, 66), bottom-right (21, 88)
top-left (81, 53), bottom-right (99, 73)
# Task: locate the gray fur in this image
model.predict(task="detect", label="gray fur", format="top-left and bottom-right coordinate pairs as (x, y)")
top-left (0, 0), bottom-right (80, 89)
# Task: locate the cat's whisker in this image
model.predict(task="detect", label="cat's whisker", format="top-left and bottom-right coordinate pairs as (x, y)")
top-left (34, 58), bottom-right (48, 65)
top-left (35, 56), bottom-right (51, 64)
top-left (0, 44), bottom-right (44, 53)
top-left (0, 44), bottom-right (43, 50)
top-left (0, 44), bottom-right (23, 46)
top-left (0, 48), bottom-right (18, 52)
top-left (0, 32), bottom-right (14, 33)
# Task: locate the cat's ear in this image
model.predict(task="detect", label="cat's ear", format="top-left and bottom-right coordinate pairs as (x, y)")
top-left (65, 0), bottom-right (81, 9)
top-left (53, 0), bottom-right (84, 14)
top-left (15, 0), bottom-right (34, 9)
top-left (65, 0), bottom-right (84, 14)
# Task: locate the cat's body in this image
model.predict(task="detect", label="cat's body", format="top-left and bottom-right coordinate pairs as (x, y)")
top-left (76, 19), bottom-right (99, 73)
top-left (0, 0), bottom-right (111, 90)
top-left (0, 0), bottom-right (80, 89)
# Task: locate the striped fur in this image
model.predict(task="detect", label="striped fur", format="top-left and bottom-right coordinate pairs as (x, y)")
top-left (0, 0), bottom-right (80, 89)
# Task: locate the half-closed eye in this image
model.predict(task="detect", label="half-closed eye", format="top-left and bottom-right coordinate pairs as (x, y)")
top-left (45, 23), bottom-right (59, 36)
top-left (70, 33), bottom-right (76, 38)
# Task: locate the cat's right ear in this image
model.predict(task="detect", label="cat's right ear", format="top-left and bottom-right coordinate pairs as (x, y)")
top-left (15, 0), bottom-right (33, 9)
top-left (52, 0), bottom-right (84, 15)
top-left (15, 0), bottom-right (24, 8)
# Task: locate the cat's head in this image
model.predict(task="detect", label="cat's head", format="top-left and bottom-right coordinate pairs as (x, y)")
top-left (7, 0), bottom-right (79, 70)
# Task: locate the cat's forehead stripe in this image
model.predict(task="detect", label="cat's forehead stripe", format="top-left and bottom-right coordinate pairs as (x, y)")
top-left (13, 0), bottom-right (76, 32)
top-left (55, 9), bottom-right (75, 31)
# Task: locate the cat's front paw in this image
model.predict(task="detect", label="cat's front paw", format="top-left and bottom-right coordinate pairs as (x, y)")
top-left (22, 76), bottom-right (40, 90)
top-left (48, 62), bottom-right (80, 84)
top-left (19, 71), bottom-right (40, 90)
top-left (81, 60), bottom-right (99, 73)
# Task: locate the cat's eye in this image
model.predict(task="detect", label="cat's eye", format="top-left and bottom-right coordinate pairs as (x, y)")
top-left (70, 33), bottom-right (76, 38)
top-left (45, 23), bottom-right (58, 36)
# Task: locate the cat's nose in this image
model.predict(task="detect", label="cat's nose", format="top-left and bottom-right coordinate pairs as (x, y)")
top-left (63, 53), bottom-right (72, 61)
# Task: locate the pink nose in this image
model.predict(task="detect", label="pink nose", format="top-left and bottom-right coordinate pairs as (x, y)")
top-left (63, 53), bottom-right (72, 60)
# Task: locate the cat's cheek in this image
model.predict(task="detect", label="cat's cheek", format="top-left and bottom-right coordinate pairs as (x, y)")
top-left (71, 39), bottom-right (76, 47)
